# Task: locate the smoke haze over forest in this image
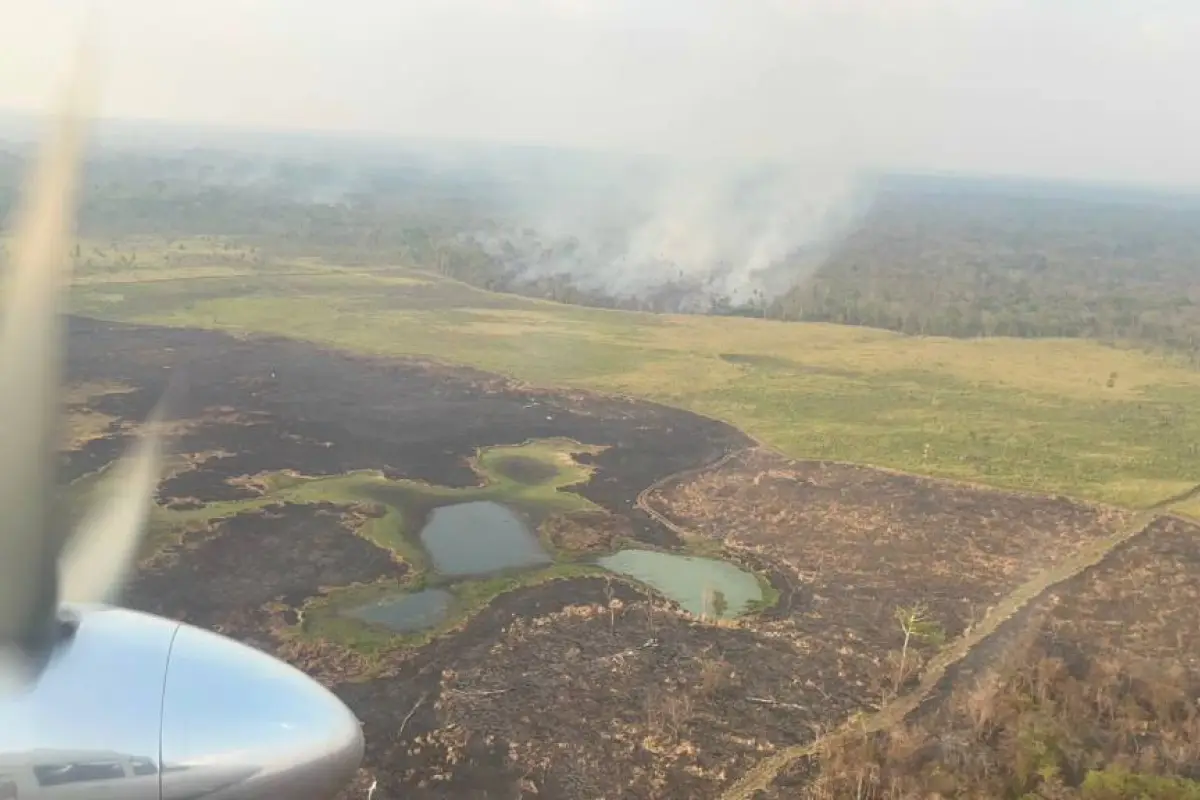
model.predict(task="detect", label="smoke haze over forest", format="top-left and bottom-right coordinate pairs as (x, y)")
top-left (5, 1), bottom-right (1200, 304)
top-left (456, 157), bottom-right (872, 307)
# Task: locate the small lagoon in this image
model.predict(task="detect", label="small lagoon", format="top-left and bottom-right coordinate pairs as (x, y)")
top-left (420, 500), bottom-right (551, 577)
top-left (345, 588), bottom-right (453, 633)
top-left (597, 549), bottom-right (763, 618)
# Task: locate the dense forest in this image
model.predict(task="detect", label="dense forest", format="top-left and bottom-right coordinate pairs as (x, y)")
top-left (783, 178), bottom-right (1200, 353)
top-left (5, 136), bottom-right (1200, 361)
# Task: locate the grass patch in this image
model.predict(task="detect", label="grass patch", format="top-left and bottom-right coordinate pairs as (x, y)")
top-left (1171, 497), bottom-right (1200, 519)
top-left (61, 381), bottom-right (136, 449)
top-left (474, 437), bottom-right (603, 492)
top-left (745, 574), bottom-right (782, 616)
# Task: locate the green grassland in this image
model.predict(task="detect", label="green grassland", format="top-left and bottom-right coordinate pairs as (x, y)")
top-left (66, 240), bottom-right (1200, 511)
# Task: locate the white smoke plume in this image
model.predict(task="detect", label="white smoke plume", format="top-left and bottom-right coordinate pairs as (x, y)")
top-left (462, 154), bottom-right (872, 309)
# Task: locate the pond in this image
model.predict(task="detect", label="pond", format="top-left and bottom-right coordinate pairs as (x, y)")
top-left (597, 550), bottom-right (763, 619)
top-left (420, 500), bottom-right (551, 577)
top-left (345, 588), bottom-right (452, 633)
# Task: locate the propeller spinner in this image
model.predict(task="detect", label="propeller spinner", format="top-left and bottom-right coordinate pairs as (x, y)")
top-left (0, 58), bottom-right (365, 800)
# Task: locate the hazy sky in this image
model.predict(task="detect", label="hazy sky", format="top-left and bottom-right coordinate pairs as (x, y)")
top-left (2, 0), bottom-right (1199, 186)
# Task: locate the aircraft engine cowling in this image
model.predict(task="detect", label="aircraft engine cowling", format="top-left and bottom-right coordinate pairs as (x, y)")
top-left (0, 604), bottom-right (364, 800)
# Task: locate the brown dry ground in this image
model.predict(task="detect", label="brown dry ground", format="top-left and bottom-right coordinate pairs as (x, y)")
top-left (539, 509), bottom-right (636, 554)
top-left (758, 514), bottom-right (1200, 798)
top-left (930, 513), bottom-right (1200, 719)
top-left (63, 315), bottom-right (1196, 799)
top-left (646, 447), bottom-right (1133, 678)
top-left (330, 581), bottom-right (868, 799)
top-left (1039, 515), bottom-right (1200, 668)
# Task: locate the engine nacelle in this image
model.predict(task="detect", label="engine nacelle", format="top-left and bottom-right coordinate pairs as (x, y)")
top-left (0, 604), bottom-right (364, 800)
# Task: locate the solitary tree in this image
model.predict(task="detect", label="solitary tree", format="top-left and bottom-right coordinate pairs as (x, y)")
top-left (702, 586), bottom-right (729, 621)
top-left (893, 603), bottom-right (945, 695)
top-left (711, 589), bottom-right (728, 620)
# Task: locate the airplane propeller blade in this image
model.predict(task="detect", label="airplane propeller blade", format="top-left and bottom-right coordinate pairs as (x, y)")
top-left (59, 393), bottom-right (171, 605)
top-left (0, 63), bottom-right (91, 651)
top-left (0, 40), bottom-right (170, 659)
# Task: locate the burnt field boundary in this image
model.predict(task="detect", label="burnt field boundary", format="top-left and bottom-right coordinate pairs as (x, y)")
top-left (62, 314), bottom-right (754, 546)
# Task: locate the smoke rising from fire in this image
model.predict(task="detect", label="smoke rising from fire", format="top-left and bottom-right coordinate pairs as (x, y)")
top-left (461, 154), bottom-right (873, 310)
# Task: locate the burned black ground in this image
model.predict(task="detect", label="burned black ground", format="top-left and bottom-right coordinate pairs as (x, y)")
top-left (64, 316), bottom-right (751, 548)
